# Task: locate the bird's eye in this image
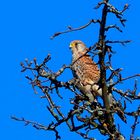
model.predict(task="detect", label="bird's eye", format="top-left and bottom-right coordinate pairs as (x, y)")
top-left (75, 42), bottom-right (78, 46)
top-left (75, 42), bottom-right (79, 50)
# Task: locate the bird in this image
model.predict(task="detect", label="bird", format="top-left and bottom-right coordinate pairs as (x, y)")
top-left (69, 40), bottom-right (102, 101)
top-left (69, 40), bottom-right (126, 123)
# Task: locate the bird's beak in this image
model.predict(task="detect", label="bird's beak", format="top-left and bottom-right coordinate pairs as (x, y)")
top-left (69, 43), bottom-right (73, 49)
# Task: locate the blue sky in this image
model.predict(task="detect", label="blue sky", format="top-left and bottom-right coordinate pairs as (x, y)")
top-left (0, 0), bottom-right (140, 140)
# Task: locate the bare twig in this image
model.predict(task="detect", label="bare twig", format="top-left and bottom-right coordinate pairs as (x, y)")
top-left (106, 40), bottom-right (131, 45)
top-left (105, 24), bottom-right (123, 32)
top-left (11, 116), bottom-right (61, 140)
top-left (130, 116), bottom-right (139, 140)
top-left (50, 19), bottom-right (100, 39)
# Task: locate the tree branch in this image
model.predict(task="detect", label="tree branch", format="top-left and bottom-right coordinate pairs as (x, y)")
top-left (50, 19), bottom-right (100, 39)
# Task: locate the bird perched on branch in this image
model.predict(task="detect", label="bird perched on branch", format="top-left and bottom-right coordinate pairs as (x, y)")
top-left (69, 40), bottom-right (126, 123)
top-left (69, 40), bottom-right (102, 102)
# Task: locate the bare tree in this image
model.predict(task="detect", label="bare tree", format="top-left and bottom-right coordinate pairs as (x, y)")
top-left (12, 0), bottom-right (140, 140)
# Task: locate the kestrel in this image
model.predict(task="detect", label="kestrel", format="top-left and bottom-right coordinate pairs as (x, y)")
top-left (69, 40), bottom-right (126, 122)
top-left (69, 40), bottom-right (102, 101)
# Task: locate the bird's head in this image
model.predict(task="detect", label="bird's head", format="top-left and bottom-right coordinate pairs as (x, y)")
top-left (69, 40), bottom-right (87, 55)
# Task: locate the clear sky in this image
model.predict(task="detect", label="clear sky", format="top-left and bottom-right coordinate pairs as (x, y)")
top-left (0, 0), bottom-right (140, 140)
